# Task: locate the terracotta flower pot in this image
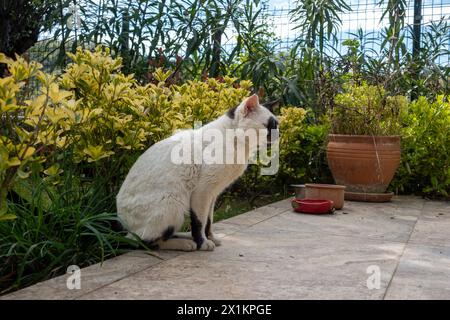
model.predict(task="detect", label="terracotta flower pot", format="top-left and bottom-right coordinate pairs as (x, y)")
top-left (290, 184), bottom-right (306, 199)
top-left (305, 183), bottom-right (346, 209)
top-left (326, 134), bottom-right (401, 194)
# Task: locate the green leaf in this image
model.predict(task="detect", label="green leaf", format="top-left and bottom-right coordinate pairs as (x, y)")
top-left (17, 169), bottom-right (31, 179)
top-left (431, 176), bottom-right (438, 189)
top-left (12, 178), bottom-right (52, 210)
top-left (0, 213), bottom-right (16, 221)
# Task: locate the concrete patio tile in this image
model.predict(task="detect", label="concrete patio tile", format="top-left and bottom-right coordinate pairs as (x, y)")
top-left (1, 250), bottom-right (180, 300)
top-left (389, 195), bottom-right (427, 209)
top-left (265, 198), bottom-right (293, 209)
top-left (342, 197), bottom-right (424, 217)
top-left (219, 205), bottom-right (290, 227)
top-left (422, 200), bottom-right (450, 214)
top-left (216, 223), bottom-right (406, 264)
top-left (78, 260), bottom-right (391, 300)
top-left (78, 232), bottom-right (401, 300)
top-left (79, 212), bottom-right (406, 300)
top-left (384, 244), bottom-right (450, 300)
top-left (211, 221), bottom-right (246, 238)
top-left (261, 207), bottom-right (418, 243)
top-left (409, 216), bottom-right (450, 248)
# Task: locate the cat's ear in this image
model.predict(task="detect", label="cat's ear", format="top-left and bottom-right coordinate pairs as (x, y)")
top-left (263, 99), bottom-right (279, 113)
top-left (243, 94), bottom-right (259, 117)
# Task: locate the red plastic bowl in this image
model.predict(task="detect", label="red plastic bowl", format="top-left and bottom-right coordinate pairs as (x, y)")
top-left (291, 198), bottom-right (335, 214)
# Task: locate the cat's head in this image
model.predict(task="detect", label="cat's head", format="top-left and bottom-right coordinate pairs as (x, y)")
top-left (226, 94), bottom-right (279, 145)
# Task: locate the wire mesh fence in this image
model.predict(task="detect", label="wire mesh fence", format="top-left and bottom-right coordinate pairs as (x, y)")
top-left (223, 0), bottom-right (450, 62)
top-left (275, 0), bottom-right (447, 56)
top-left (29, 0), bottom-right (450, 70)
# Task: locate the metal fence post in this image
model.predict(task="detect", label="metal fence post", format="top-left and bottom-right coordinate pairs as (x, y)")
top-left (413, 0), bottom-right (422, 60)
top-left (412, 0), bottom-right (422, 100)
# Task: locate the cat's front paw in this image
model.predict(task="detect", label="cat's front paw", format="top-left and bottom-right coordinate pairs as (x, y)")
top-left (208, 235), bottom-right (222, 246)
top-left (199, 239), bottom-right (215, 251)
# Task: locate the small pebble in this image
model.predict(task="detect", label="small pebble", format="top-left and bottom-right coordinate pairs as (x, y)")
top-left (239, 253), bottom-right (244, 257)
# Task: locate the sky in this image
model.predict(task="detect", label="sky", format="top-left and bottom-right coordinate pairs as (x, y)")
top-left (266, 0), bottom-right (450, 43)
top-left (255, 0), bottom-right (450, 58)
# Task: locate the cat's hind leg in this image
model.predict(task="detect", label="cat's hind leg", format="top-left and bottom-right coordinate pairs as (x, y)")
top-left (156, 238), bottom-right (197, 251)
top-left (153, 225), bottom-right (196, 251)
top-left (172, 232), bottom-right (192, 239)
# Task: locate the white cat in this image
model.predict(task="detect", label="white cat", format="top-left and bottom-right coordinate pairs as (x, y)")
top-left (116, 94), bottom-right (278, 251)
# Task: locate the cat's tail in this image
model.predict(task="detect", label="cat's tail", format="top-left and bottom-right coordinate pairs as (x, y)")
top-left (111, 218), bottom-right (170, 251)
top-left (121, 229), bottom-right (160, 250)
top-left (110, 216), bottom-right (153, 248)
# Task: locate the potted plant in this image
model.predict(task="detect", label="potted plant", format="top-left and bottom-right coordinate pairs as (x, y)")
top-left (326, 82), bottom-right (407, 202)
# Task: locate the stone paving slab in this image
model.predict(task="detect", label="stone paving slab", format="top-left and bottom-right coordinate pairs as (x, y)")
top-left (2, 196), bottom-right (449, 300)
top-left (79, 233), bottom-right (403, 300)
top-left (2, 249), bottom-right (180, 300)
top-left (385, 244), bottom-right (450, 299)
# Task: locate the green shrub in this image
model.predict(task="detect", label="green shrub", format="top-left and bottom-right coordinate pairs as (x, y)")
top-left (332, 82), bottom-right (408, 136)
top-left (0, 53), bottom-right (63, 220)
top-left (392, 96), bottom-right (450, 197)
top-left (277, 106), bottom-right (332, 185)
